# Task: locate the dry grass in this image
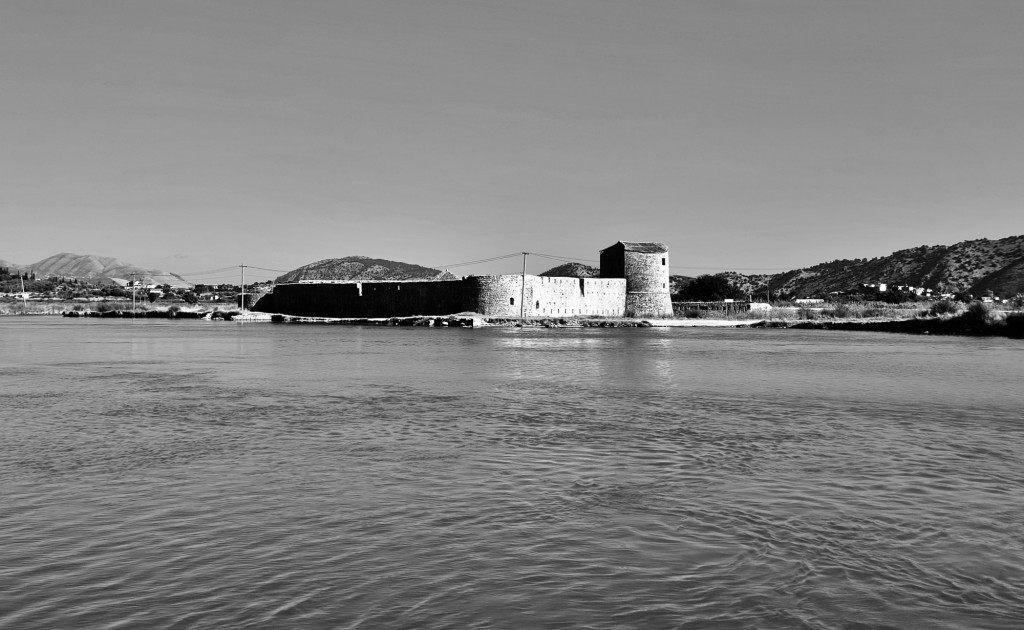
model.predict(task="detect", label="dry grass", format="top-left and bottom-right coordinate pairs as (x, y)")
top-left (0, 299), bottom-right (135, 316)
top-left (675, 301), bottom-right (928, 323)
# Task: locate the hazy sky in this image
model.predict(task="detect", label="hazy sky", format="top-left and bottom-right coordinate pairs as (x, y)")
top-left (2, 1), bottom-right (1022, 282)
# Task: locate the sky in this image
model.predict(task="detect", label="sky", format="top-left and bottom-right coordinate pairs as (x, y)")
top-left (2, 0), bottom-right (1022, 283)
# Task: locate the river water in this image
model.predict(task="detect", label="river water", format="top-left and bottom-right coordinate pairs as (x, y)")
top-left (1, 318), bottom-right (1022, 629)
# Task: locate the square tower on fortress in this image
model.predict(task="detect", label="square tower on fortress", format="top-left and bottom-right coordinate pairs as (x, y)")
top-left (599, 241), bottom-right (674, 318)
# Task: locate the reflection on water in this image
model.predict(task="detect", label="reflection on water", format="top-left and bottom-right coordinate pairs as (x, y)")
top-left (1, 319), bottom-right (1023, 629)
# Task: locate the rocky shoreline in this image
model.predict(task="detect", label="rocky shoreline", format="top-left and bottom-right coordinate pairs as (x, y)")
top-left (61, 308), bottom-right (243, 320)
top-left (38, 306), bottom-right (1024, 338)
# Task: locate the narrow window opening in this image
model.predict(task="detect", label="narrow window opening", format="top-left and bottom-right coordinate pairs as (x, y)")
top-left (510, 297), bottom-right (515, 306)
top-left (661, 257), bottom-right (666, 265)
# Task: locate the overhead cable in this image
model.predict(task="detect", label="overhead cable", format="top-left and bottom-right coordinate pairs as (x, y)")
top-left (176, 266), bottom-right (238, 277)
top-left (529, 252), bottom-right (600, 264)
top-left (430, 252), bottom-right (522, 269)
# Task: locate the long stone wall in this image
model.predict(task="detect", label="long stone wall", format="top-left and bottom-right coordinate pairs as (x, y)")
top-left (256, 280), bottom-right (468, 318)
top-left (533, 276), bottom-right (625, 317)
top-left (255, 275), bottom-right (627, 318)
top-left (468, 275), bottom-right (626, 317)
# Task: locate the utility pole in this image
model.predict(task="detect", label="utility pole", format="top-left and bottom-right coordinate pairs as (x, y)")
top-left (129, 272), bottom-right (137, 319)
top-left (239, 264), bottom-right (247, 312)
top-left (520, 252), bottom-right (527, 321)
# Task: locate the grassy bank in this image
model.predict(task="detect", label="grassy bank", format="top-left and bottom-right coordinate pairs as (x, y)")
top-left (0, 300), bottom-right (137, 316)
top-left (782, 302), bottom-right (1023, 338)
top-left (675, 300), bottom-right (1023, 338)
top-left (675, 301), bottom-right (925, 322)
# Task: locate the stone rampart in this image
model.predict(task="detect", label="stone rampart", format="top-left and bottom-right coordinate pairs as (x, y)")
top-left (467, 276), bottom-right (527, 317)
top-left (257, 275), bottom-right (627, 318)
top-left (256, 280), bottom-right (467, 318)
top-left (623, 251), bottom-right (673, 318)
top-left (626, 293), bottom-right (673, 318)
top-left (468, 275), bottom-right (625, 317)
top-left (533, 276), bottom-right (625, 317)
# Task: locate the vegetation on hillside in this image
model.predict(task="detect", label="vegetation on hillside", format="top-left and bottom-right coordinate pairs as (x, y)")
top-left (721, 235), bottom-right (1024, 299)
top-left (276, 256), bottom-right (448, 283)
top-left (539, 262), bottom-right (599, 278)
top-left (3, 252), bottom-right (190, 287)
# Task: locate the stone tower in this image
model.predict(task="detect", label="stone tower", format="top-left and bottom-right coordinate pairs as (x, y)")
top-left (599, 241), bottom-right (673, 318)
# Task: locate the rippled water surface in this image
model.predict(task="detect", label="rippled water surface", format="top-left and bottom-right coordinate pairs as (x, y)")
top-left (2, 318), bottom-right (1023, 629)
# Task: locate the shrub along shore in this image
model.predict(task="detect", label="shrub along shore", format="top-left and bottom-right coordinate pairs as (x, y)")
top-left (781, 302), bottom-right (1023, 338)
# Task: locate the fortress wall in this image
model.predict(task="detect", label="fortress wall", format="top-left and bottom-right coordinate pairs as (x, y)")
top-left (358, 281), bottom-right (467, 316)
top-left (258, 281), bottom-right (466, 318)
top-left (623, 251), bottom-right (670, 294)
top-left (532, 277), bottom-right (625, 317)
top-left (599, 248), bottom-right (625, 279)
top-left (625, 293), bottom-right (674, 318)
top-left (470, 275), bottom-right (626, 317)
top-left (257, 275), bottom-right (628, 319)
top-left (253, 239), bottom-right (674, 319)
top-left (623, 251), bottom-right (673, 318)
top-left (583, 278), bottom-right (627, 317)
top-left (259, 282), bottom-right (361, 318)
top-left (468, 275), bottom-right (528, 317)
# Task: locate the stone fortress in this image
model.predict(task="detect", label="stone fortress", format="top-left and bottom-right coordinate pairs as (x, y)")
top-left (253, 241), bottom-right (674, 319)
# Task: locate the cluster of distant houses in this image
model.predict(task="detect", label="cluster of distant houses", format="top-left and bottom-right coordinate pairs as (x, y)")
top-left (788, 282), bottom-right (1014, 305)
top-left (853, 283), bottom-right (1011, 304)
top-left (0, 275), bottom-right (269, 304)
top-left (859, 283), bottom-right (934, 296)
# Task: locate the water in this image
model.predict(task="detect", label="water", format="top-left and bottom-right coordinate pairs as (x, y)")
top-left (1, 318), bottom-right (1022, 629)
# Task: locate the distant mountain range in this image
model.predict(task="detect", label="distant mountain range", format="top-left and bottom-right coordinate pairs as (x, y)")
top-left (1, 253), bottom-right (191, 288)
top-left (720, 234), bottom-right (1024, 298)
top-left (11, 234), bottom-right (1023, 298)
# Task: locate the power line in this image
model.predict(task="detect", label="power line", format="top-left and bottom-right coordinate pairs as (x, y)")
top-left (186, 273), bottom-right (275, 283)
top-left (529, 252), bottom-right (599, 264)
top-left (670, 266), bottom-right (791, 272)
top-left (176, 266), bottom-right (238, 276)
top-left (185, 274), bottom-right (242, 282)
top-left (177, 265), bottom-right (288, 279)
top-left (430, 252), bottom-right (523, 269)
top-left (246, 265), bottom-right (290, 273)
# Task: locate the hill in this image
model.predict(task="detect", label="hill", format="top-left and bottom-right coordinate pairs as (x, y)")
top-left (0, 258), bottom-right (24, 273)
top-left (539, 262), bottom-right (599, 278)
top-left (25, 253), bottom-right (192, 288)
top-left (712, 235), bottom-right (1024, 298)
top-left (276, 256), bottom-right (452, 283)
